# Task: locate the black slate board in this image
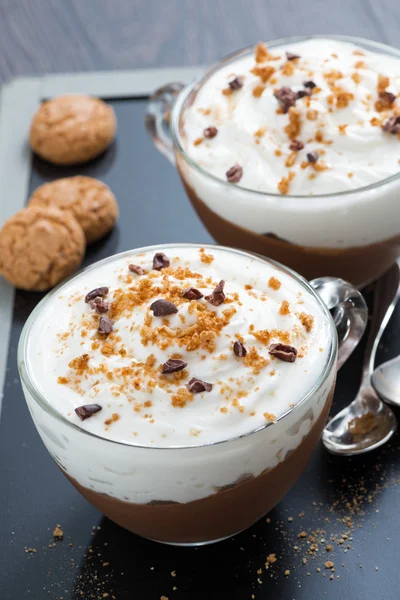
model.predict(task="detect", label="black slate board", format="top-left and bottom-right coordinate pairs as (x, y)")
top-left (1, 98), bottom-right (400, 600)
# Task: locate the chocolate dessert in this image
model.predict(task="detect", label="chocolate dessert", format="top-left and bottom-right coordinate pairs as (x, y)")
top-left (21, 244), bottom-right (336, 544)
top-left (175, 38), bottom-right (400, 285)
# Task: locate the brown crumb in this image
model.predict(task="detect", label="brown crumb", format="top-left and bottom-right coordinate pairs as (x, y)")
top-left (327, 88), bottom-right (354, 109)
top-left (268, 276), bottom-right (281, 290)
top-left (284, 107), bottom-right (302, 140)
top-left (336, 91), bottom-right (354, 109)
top-left (348, 412), bottom-right (379, 442)
top-left (338, 124), bottom-right (348, 135)
top-left (53, 526), bottom-right (64, 540)
top-left (279, 300), bottom-right (290, 315)
top-left (375, 73), bottom-right (396, 111)
top-left (193, 137), bottom-right (204, 146)
top-left (244, 346), bottom-right (269, 374)
top-left (57, 376), bottom-right (69, 384)
top-left (253, 85), bottom-right (266, 98)
top-left (284, 569), bottom-right (290, 576)
top-left (377, 74), bottom-right (390, 96)
top-left (171, 387), bottom-right (193, 408)
top-left (199, 248), bottom-right (214, 264)
top-left (278, 171), bottom-right (296, 195)
top-left (324, 69), bottom-right (343, 86)
top-left (298, 531), bottom-right (307, 538)
top-left (266, 553), bottom-right (277, 564)
top-left (251, 65), bottom-right (275, 83)
top-left (306, 109), bottom-right (318, 121)
top-left (68, 354), bottom-right (90, 373)
top-left (299, 312), bottom-right (314, 332)
top-left (351, 72), bottom-right (361, 84)
top-left (281, 61), bottom-right (295, 76)
top-left (255, 42), bottom-right (269, 63)
top-left (254, 127), bottom-right (267, 138)
top-left (326, 544), bottom-right (333, 552)
top-left (104, 413), bottom-right (120, 426)
top-left (285, 151), bottom-right (297, 168)
top-left (263, 412), bottom-right (277, 422)
top-left (325, 560), bottom-right (334, 569)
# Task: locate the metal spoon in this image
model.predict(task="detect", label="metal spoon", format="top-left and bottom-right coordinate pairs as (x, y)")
top-left (322, 263), bottom-right (399, 456)
top-left (371, 266), bottom-right (400, 406)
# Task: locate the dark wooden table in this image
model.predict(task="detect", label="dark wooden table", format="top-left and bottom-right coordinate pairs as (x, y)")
top-left (1, 0), bottom-right (400, 84)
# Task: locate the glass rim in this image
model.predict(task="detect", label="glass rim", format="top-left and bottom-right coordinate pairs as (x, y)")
top-left (18, 243), bottom-right (337, 451)
top-left (170, 33), bottom-right (400, 201)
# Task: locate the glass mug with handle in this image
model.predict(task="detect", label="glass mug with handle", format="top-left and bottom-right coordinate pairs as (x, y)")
top-left (19, 244), bottom-right (367, 546)
top-left (146, 35), bottom-right (400, 288)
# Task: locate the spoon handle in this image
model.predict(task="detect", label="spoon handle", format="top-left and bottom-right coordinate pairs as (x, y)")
top-left (361, 262), bottom-right (400, 386)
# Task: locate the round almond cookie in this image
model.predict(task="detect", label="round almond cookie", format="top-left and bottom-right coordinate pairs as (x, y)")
top-left (29, 176), bottom-right (119, 244)
top-left (0, 206), bottom-right (85, 291)
top-left (29, 95), bottom-right (116, 165)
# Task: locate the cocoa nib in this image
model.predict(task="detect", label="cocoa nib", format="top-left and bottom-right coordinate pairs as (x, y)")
top-left (182, 287), bottom-right (203, 300)
top-left (150, 299), bottom-right (178, 317)
top-left (187, 377), bottom-right (213, 393)
top-left (205, 280), bottom-right (226, 306)
top-left (274, 87), bottom-right (297, 113)
top-left (161, 359), bottom-right (188, 374)
top-left (286, 51), bottom-right (300, 61)
top-left (269, 343), bottom-right (297, 362)
top-left (296, 90), bottom-right (311, 99)
top-left (226, 164), bottom-right (243, 183)
top-left (129, 264), bottom-right (144, 275)
top-left (228, 76), bottom-right (244, 90)
top-left (90, 297), bottom-right (109, 314)
top-left (382, 115), bottom-right (400, 134)
top-left (233, 341), bottom-right (247, 357)
top-left (85, 287), bottom-right (109, 303)
top-left (98, 316), bottom-right (113, 335)
top-left (304, 80), bottom-right (316, 89)
top-left (204, 126), bottom-right (218, 139)
top-left (75, 404), bottom-right (102, 421)
top-left (382, 91), bottom-right (396, 105)
top-left (152, 252), bottom-right (170, 271)
top-left (307, 151), bottom-right (319, 163)
top-left (290, 139), bottom-right (304, 151)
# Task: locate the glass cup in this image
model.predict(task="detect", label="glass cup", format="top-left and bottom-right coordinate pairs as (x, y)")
top-left (18, 244), bottom-right (367, 546)
top-left (146, 35), bottom-right (400, 288)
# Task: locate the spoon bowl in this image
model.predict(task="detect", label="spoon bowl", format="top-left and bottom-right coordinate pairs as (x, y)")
top-left (323, 389), bottom-right (397, 456)
top-left (372, 355), bottom-right (400, 407)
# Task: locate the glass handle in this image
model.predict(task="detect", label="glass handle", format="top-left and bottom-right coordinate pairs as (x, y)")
top-left (145, 82), bottom-right (185, 165)
top-left (309, 277), bottom-right (368, 370)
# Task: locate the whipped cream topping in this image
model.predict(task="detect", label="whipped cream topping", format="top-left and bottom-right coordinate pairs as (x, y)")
top-left (182, 38), bottom-right (400, 196)
top-left (25, 246), bottom-right (331, 448)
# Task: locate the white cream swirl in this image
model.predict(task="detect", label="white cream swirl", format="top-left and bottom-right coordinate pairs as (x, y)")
top-left (182, 38), bottom-right (400, 195)
top-left (25, 246), bottom-right (331, 448)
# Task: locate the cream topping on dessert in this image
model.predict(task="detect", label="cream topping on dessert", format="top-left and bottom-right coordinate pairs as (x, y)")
top-left (26, 246), bottom-right (331, 447)
top-left (182, 38), bottom-right (400, 195)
